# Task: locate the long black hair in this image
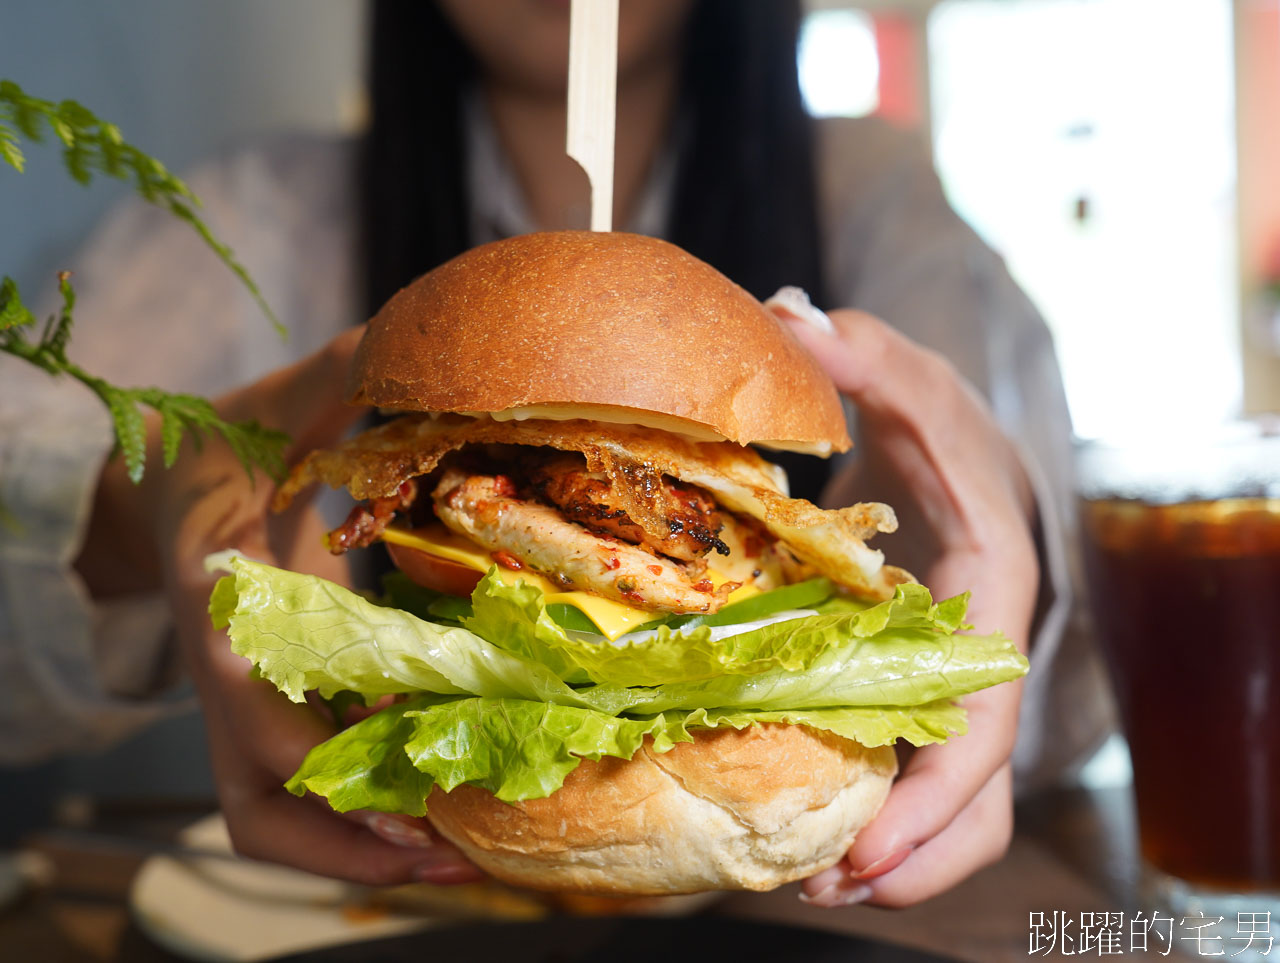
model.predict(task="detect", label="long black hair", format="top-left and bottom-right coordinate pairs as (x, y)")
top-left (360, 0), bottom-right (830, 498)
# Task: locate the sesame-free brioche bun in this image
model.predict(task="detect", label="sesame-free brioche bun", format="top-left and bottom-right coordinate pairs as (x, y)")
top-left (348, 231), bottom-right (851, 456)
top-left (424, 724), bottom-right (896, 896)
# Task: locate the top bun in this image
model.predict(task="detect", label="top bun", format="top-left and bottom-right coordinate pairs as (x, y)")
top-left (349, 231), bottom-right (851, 455)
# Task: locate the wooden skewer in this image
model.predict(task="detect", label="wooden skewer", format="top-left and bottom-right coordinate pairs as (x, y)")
top-left (566, 0), bottom-right (619, 233)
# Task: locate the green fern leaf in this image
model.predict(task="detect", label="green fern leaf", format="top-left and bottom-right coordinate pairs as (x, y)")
top-left (0, 79), bottom-right (283, 338)
top-left (214, 418), bottom-right (290, 485)
top-left (63, 142), bottom-right (91, 185)
top-left (135, 389), bottom-right (289, 484)
top-left (156, 400), bottom-right (185, 468)
top-left (47, 114), bottom-right (75, 147)
top-left (104, 388), bottom-right (147, 484)
top-left (1, 87), bottom-right (294, 490)
top-left (0, 121), bottom-right (22, 172)
top-left (42, 271), bottom-right (76, 361)
top-left (55, 99), bottom-right (96, 135)
top-left (1, 80), bottom-right (43, 140)
top-left (0, 276), bottom-right (35, 331)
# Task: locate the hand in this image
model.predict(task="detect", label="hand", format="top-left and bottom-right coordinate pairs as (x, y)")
top-left (136, 327), bottom-right (482, 885)
top-left (773, 305), bottom-right (1037, 908)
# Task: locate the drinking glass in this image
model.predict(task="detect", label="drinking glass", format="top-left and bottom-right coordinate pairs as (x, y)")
top-left (1077, 420), bottom-right (1280, 932)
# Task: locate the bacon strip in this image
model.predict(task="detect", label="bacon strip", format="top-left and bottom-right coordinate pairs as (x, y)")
top-left (326, 481), bottom-right (416, 554)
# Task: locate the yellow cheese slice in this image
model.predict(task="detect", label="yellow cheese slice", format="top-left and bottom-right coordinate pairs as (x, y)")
top-left (380, 524), bottom-right (758, 641)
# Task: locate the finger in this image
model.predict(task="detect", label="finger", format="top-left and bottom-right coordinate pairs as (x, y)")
top-left (224, 678), bottom-right (479, 876)
top-left (196, 619), bottom-right (477, 881)
top-left (150, 326), bottom-right (367, 549)
top-left (847, 685), bottom-right (1018, 866)
top-left (780, 308), bottom-right (966, 433)
top-left (196, 649), bottom-right (481, 884)
top-left (156, 329), bottom-right (368, 578)
top-left (267, 502), bottom-right (352, 588)
top-left (218, 326), bottom-right (366, 456)
top-left (224, 675), bottom-right (339, 786)
top-left (344, 809), bottom-right (476, 870)
top-left (216, 700), bottom-right (481, 883)
top-left (782, 308), bottom-right (1039, 640)
top-left (861, 765), bottom-right (1013, 908)
top-left (804, 765), bottom-right (1014, 908)
top-left (778, 308), bottom-right (1032, 539)
top-left (223, 775), bottom-right (483, 886)
top-left (927, 545), bottom-right (1036, 641)
top-left (168, 547), bottom-right (335, 783)
top-left (800, 684), bottom-right (1019, 903)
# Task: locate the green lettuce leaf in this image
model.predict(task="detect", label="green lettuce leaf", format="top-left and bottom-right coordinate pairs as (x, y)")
top-left (584, 614), bottom-right (1025, 714)
top-left (283, 697), bottom-right (442, 816)
top-left (380, 571), bottom-right (471, 625)
top-left (209, 557), bottom-right (591, 707)
top-left (285, 696), bottom-right (694, 811)
top-left (210, 556), bottom-right (1027, 715)
top-left (681, 701), bottom-right (967, 749)
top-left (402, 698), bottom-right (696, 801)
top-left (284, 696), bottom-right (968, 814)
top-left (461, 568), bottom-right (989, 690)
top-left (460, 569), bottom-right (592, 683)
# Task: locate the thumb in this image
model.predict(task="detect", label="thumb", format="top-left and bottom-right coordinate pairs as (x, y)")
top-left (764, 289), bottom-right (870, 397)
top-left (157, 327), bottom-right (366, 565)
top-left (220, 325), bottom-right (367, 459)
top-left (769, 301), bottom-right (954, 427)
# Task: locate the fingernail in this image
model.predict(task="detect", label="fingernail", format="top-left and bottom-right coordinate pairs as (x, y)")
top-left (799, 881), bottom-right (873, 907)
top-left (364, 813), bottom-right (436, 848)
top-left (412, 861), bottom-right (479, 884)
top-left (764, 286), bottom-right (836, 335)
top-left (806, 865), bottom-right (845, 892)
top-left (850, 845), bottom-right (914, 880)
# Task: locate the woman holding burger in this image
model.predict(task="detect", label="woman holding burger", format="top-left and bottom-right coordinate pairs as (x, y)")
top-left (3, 0), bottom-right (1107, 910)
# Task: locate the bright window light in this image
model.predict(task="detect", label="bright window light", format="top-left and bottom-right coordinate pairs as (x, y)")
top-left (798, 9), bottom-right (880, 118)
top-left (928, 0), bottom-right (1238, 441)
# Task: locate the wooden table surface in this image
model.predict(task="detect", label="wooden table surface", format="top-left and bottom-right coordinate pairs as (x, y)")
top-left (0, 785), bottom-right (1211, 962)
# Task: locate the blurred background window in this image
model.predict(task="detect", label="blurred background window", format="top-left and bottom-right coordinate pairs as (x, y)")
top-left (801, 0), bottom-right (1241, 442)
top-left (798, 7), bottom-right (881, 117)
top-left (928, 0), bottom-right (1238, 441)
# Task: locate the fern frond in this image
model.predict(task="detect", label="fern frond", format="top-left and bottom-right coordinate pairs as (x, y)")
top-left (40, 271), bottom-right (76, 362)
top-left (1, 83), bottom-right (294, 493)
top-left (1, 275), bottom-right (289, 486)
top-left (156, 399), bottom-right (186, 468)
top-left (0, 276), bottom-right (34, 331)
top-left (0, 79), bottom-right (283, 337)
top-left (104, 386), bottom-right (148, 483)
top-left (0, 120), bottom-right (22, 172)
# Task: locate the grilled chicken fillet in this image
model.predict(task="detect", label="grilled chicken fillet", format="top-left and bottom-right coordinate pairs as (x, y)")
top-left (432, 467), bottom-right (737, 613)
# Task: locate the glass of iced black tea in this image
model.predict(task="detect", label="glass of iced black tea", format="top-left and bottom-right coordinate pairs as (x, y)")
top-left (1077, 420), bottom-right (1280, 928)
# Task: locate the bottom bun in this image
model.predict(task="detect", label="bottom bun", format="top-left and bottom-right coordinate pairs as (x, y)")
top-left (425, 724), bottom-right (897, 895)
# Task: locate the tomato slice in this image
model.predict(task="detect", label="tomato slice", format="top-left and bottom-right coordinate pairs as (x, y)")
top-left (385, 540), bottom-right (482, 597)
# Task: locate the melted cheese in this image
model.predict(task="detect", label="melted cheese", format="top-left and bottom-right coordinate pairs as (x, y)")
top-left (380, 524), bottom-right (758, 641)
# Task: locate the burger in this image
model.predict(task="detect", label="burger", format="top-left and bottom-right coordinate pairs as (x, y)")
top-left (208, 231), bottom-right (1028, 895)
